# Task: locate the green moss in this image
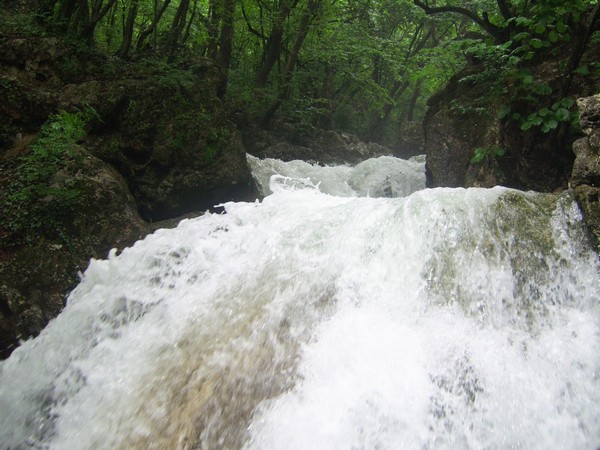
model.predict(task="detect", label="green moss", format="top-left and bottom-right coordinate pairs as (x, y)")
top-left (203, 143), bottom-right (219, 164)
top-left (1, 108), bottom-right (97, 245)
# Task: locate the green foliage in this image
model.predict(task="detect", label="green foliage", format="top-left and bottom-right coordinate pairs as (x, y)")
top-left (1, 108), bottom-right (96, 245)
top-left (470, 146), bottom-right (506, 164)
top-left (447, 0), bottom-right (594, 138)
top-left (226, 0), bottom-right (463, 140)
top-left (10, 0), bottom-right (598, 148)
top-left (505, 5), bottom-right (575, 59)
top-left (0, 8), bottom-right (48, 37)
top-left (518, 97), bottom-right (578, 132)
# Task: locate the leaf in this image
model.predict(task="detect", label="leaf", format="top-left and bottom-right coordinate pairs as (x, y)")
top-left (522, 74), bottom-right (534, 84)
top-left (555, 107), bottom-right (570, 121)
top-left (513, 32), bottom-right (530, 41)
top-left (560, 97), bottom-right (575, 108)
top-left (532, 83), bottom-right (552, 95)
top-left (556, 21), bottom-right (567, 33)
top-left (538, 107), bottom-right (551, 117)
top-left (548, 31), bottom-right (559, 43)
top-left (529, 38), bottom-right (544, 49)
top-left (470, 148), bottom-right (486, 163)
top-left (494, 147), bottom-right (506, 157)
top-left (508, 55), bottom-right (520, 65)
top-left (513, 44), bottom-right (530, 55)
top-left (542, 119), bottom-right (558, 132)
top-left (574, 65), bottom-right (589, 75)
top-left (534, 23), bottom-right (546, 34)
top-left (516, 17), bottom-right (532, 26)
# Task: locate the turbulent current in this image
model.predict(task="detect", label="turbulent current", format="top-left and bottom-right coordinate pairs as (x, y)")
top-left (1, 155), bottom-right (599, 449)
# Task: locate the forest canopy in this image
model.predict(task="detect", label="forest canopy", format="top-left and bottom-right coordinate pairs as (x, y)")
top-left (8, 0), bottom-right (600, 144)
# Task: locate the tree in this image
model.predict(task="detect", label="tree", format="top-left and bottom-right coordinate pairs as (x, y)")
top-left (262, 0), bottom-right (322, 126)
top-left (216, 0), bottom-right (237, 97)
top-left (412, 0), bottom-right (599, 134)
top-left (253, 0), bottom-right (294, 88)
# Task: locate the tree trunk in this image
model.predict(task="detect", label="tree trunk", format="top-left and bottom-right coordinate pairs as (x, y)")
top-left (207, 0), bottom-right (220, 60)
top-left (181, 0), bottom-right (199, 45)
top-left (166, 0), bottom-right (190, 62)
top-left (413, 0), bottom-right (508, 43)
top-left (560, 2), bottom-right (600, 97)
top-left (136, 0), bottom-right (172, 51)
top-left (254, 0), bottom-right (292, 88)
top-left (406, 79), bottom-right (422, 122)
top-left (317, 63), bottom-right (334, 129)
top-left (216, 0), bottom-right (237, 98)
top-left (81, 0), bottom-right (117, 42)
top-left (117, 0), bottom-right (139, 58)
top-left (262, 0), bottom-right (321, 127)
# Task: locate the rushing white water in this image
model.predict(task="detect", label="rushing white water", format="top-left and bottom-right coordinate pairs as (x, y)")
top-left (1, 154), bottom-right (599, 450)
top-left (247, 154), bottom-right (426, 198)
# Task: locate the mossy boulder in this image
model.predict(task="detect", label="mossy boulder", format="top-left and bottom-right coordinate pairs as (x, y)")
top-left (0, 138), bottom-right (149, 358)
top-left (571, 94), bottom-right (600, 250)
top-left (0, 35), bottom-right (256, 358)
top-left (59, 62), bottom-right (255, 220)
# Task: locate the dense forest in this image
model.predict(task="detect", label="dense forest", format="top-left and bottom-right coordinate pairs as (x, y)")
top-left (3, 0), bottom-right (598, 146)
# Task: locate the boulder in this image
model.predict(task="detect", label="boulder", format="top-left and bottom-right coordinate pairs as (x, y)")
top-left (0, 144), bottom-right (149, 358)
top-left (0, 36), bottom-right (256, 358)
top-left (423, 68), bottom-right (503, 188)
top-left (59, 64), bottom-right (256, 221)
top-left (423, 41), bottom-right (600, 191)
top-left (570, 94), bottom-right (600, 250)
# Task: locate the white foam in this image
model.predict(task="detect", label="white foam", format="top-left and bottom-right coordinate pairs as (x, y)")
top-left (0, 156), bottom-right (598, 449)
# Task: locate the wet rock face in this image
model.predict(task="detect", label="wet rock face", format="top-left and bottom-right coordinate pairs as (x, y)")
top-left (421, 68), bottom-right (503, 189)
top-left (423, 38), bottom-right (600, 192)
top-left (571, 94), bottom-right (600, 250)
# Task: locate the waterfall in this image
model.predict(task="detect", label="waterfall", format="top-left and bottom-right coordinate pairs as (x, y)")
top-left (1, 155), bottom-right (598, 449)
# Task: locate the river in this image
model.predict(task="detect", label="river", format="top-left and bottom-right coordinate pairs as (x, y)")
top-left (1, 154), bottom-right (599, 449)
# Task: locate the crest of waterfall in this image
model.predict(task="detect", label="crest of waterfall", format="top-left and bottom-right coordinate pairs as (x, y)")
top-left (0, 154), bottom-right (598, 450)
